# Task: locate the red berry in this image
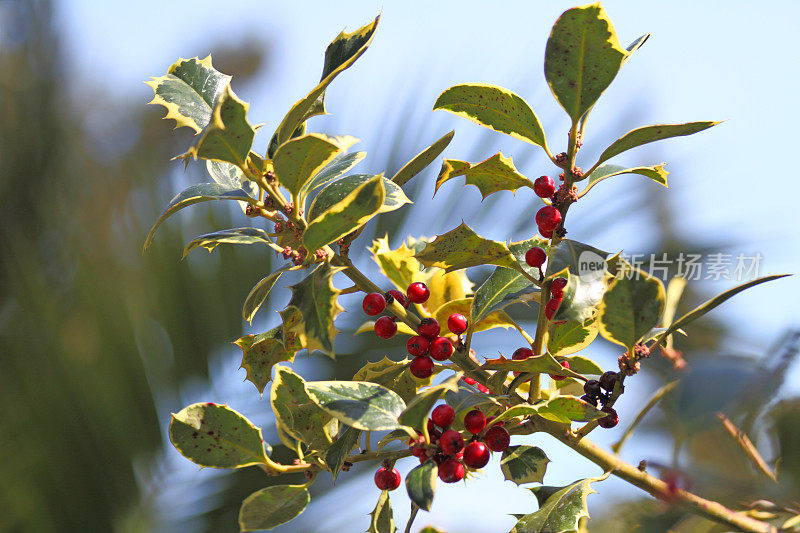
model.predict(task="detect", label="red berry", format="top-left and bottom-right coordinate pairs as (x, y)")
top-left (462, 376), bottom-right (477, 385)
top-left (539, 226), bottom-right (554, 239)
top-left (429, 337), bottom-right (454, 361)
top-left (544, 297), bottom-right (562, 320)
top-left (374, 316), bottom-right (397, 339)
top-left (464, 409), bottom-right (486, 434)
top-left (512, 347), bottom-right (533, 376)
top-left (484, 425), bottom-right (510, 452)
top-left (463, 441), bottom-right (491, 469)
top-left (535, 206), bottom-right (562, 231)
top-left (598, 406), bottom-right (619, 429)
top-left (525, 247), bottom-right (547, 268)
top-left (486, 415), bottom-right (504, 427)
top-left (374, 467), bottom-right (401, 490)
top-left (477, 384), bottom-right (490, 393)
top-left (550, 277), bottom-right (568, 298)
top-left (409, 356), bottom-right (434, 378)
top-left (407, 335), bottom-right (430, 356)
top-left (362, 292), bottom-right (386, 316)
top-left (386, 289), bottom-right (409, 308)
top-left (533, 175), bottom-right (556, 198)
top-left (549, 360), bottom-right (570, 381)
top-left (407, 282), bottom-right (430, 304)
top-left (439, 429), bottom-right (464, 456)
top-left (431, 404), bottom-right (455, 428)
top-left (447, 313), bottom-right (468, 335)
top-left (417, 318), bottom-right (441, 339)
top-left (438, 458), bottom-right (466, 483)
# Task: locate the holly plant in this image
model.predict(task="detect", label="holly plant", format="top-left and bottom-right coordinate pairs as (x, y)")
top-left (144, 4), bottom-right (793, 533)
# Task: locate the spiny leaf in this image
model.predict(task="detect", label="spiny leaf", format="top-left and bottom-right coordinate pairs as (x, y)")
top-left (169, 403), bottom-right (268, 468)
top-left (354, 356), bottom-right (426, 403)
top-left (415, 223), bottom-right (521, 273)
top-left (301, 151), bottom-right (366, 195)
top-left (598, 264), bottom-right (666, 350)
top-left (368, 490), bottom-right (396, 533)
top-left (544, 3), bottom-right (627, 124)
top-left (500, 445), bottom-right (550, 485)
top-left (434, 83), bottom-right (547, 149)
top-left (398, 374), bottom-right (461, 430)
top-left (308, 174), bottom-right (410, 220)
top-left (325, 425), bottom-right (362, 482)
top-left (435, 153), bottom-right (534, 199)
top-left (235, 326), bottom-right (294, 394)
top-left (370, 236), bottom-right (426, 292)
top-left (303, 175), bottom-right (386, 253)
top-left (595, 122), bottom-right (721, 167)
top-left (238, 485), bottom-right (309, 532)
top-left (579, 164), bottom-right (668, 197)
top-left (406, 460), bottom-right (438, 511)
top-left (143, 183), bottom-right (256, 252)
top-left (284, 263), bottom-right (343, 356)
top-left (273, 133), bottom-right (354, 198)
top-left (305, 381), bottom-right (407, 431)
top-left (270, 367), bottom-right (335, 449)
top-left (547, 318), bottom-right (599, 357)
top-left (182, 227), bottom-right (273, 259)
top-left (425, 269), bottom-right (474, 316)
top-left (145, 55), bottom-right (231, 132)
top-left (392, 130), bottom-right (454, 187)
top-left (242, 268), bottom-right (288, 324)
top-left (279, 306), bottom-right (308, 356)
top-left (511, 477), bottom-right (602, 533)
top-left (482, 353), bottom-right (583, 381)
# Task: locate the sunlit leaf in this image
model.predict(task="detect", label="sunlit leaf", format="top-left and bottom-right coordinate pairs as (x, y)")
top-left (398, 374), bottom-right (461, 430)
top-left (368, 490), bottom-right (397, 533)
top-left (370, 236), bottom-right (426, 291)
top-left (595, 122), bottom-right (720, 167)
top-left (406, 460), bottom-right (437, 511)
top-left (537, 395), bottom-right (606, 424)
top-left (415, 223), bottom-right (521, 273)
top-left (500, 445), bottom-right (550, 485)
top-left (305, 381), bottom-right (407, 431)
top-left (239, 485), bottom-right (309, 532)
top-left (392, 131), bottom-right (454, 187)
top-left (579, 164), bottom-right (668, 197)
top-left (302, 151), bottom-right (366, 194)
top-left (511, 477), bottom-right (602, 533)
top-left (308, 174), bottom-right (410, 220)
top-left (182, 227), bottom-right (273, 259)
top-left (547, 317), bottom-right (599, 356)
top-left (235, 326), bottom-right (295, 394)
top-left (242, 268), bottom-right (289, 324)
top-left (598, 264), bottom-right (666, 350)
top-left (482, 353), bottom-right (582, 381)
top-left (270, 367), bottom-right (335, 449)
top-left (435, 153), bottom-right (534, 199)
top-left (284, 263), bottom-right (343, 356)
top-left (434, 298), bottom-right (514, 334)
top-left (273, 133), bottom-right (353, 198)
top-left (353, 356), bottom-right (423, 403)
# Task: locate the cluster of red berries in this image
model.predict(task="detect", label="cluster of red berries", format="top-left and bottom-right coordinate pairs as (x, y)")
top-left (581, 371), bottom-right (620, 428)
top-left (524, 246), bottom-right (567, 321)
top-left (511, 347), bottom-right (570, 380)
top-left (533, 176), bottom-right (562, 239)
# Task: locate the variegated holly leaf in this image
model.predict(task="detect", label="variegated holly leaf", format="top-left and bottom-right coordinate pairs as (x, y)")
top-left (279, 306), bottom-right (308, 355)
top-left (146, 55), bottom-right (231, 132)
top-left (355, 320), bottom-right (417, 337)
top-left (471, 267), bottom-right (539, 330)
top-left (169, 403), bottom-right (269, 468)
top-left (536, 395), bottom-right (606, 424)
top-left (398, 374), bottom-right (461, 431)
top-left (406, 460), bottom-right (438, 511)
top-left (415, 223), bottom-right (521, 273)
top-left (579, 163), bottom-right (668, 197)
top-left (445, 382), bottom-right (501, 414)
top-left (325, 425), bottom-right (362, 482)
top-left (353, 356), bottom-right (424, 403)
top-left (206, 159), bottom-right (258, 212)
top-left (239, 485), bottom-right (309, 532)
top-left (434, 298), bottom-right (514, 334)
top-left (595, 121), bottom-right (720, 167)
top-left (302, 151), bottom-right (366, 195)
top-left (368, 490), bottom-right (397, 533)
top-left (370, 236), bottom-right (426, 291)
top-left (424, 269), bottom-right (474, 316)
top-left (242, 267), bottom-right (290, 324)
top-left (273, 133), bottom-right (355, 198)
top-left (547, 317), bottom-right (599, 356)
top-left (482, 353), bottom-right (582, 381)
top-left (235, 326), bottom-right (295, 394)
top-left (284, 263), bottom-right (343, 356)
top-left (271, 367), bottom-right (335, 449)
top-left (308, 174), bottom-right (410, 220)
top-left (305, 381), bottom-right (407, 431)
top-left (435, 153), bottom-right (534, 199)
top-left (500, 445), bottom-right (550, 485)
top-left (392, 130), bottom-right (454, 187)
top-left (561, 355), bottom-right (603, 376)
top-left (182, 227), bottom-right (273, 259)
top-left (511, 477), bottom-right (603, 533)
top-left (545, 240), bottom-right (613, 323)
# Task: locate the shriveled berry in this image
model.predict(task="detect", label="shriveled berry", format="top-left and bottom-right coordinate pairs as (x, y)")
top-left (599, 371), bottom-right (618, 392)
top-left (417, 318), bottom-right (441, 339)
top-left (533, 175), bottom-right (556, 198)
top-left (447, 313), bottom-right (468, 335)
top-left (463, 441), bottom-right (491, 469)
top-left (432, 404), bottom-right (455, 428)
top-left (535, 205), bottom-right (562, 231)
top-left (512, 347), bottom-right (533, 376)
top-left (550, 277), bottom-right (568, 298)
top-left (484, 425), bottom-right (511, 452)
top-left (407, 335), bottom-right (430, 356)
top-left (409, 356), bottom-right (434, 378)
top-left (427, 418), bottom-right (442, 441)
top-left (544, 297), bottom-right (562, 320)
top-left (525, 246), bottom-right (547, 268)
top-left (439, 429), bottom-right (464, 456)
top-left (464, 409), bottom-right (486, 434)
top-left (374, 316), bottom-right (397, 339)
top-left (429, 337), bottom-right (454, 361)
top-left (549, 360), bottom-right (570, 381)
top-left (584, 379), bottom-right (602, 398)
top-left (387, 289), bottom-right (409, 308)
top-left (374, 467), bottom-right (401, 490)
top-left (407, 282), bottom-right (430, 304)
top-left (438, 458), bottom-right (466, 483)
top-left (598, 406), bottom-right (619, 429)
top-left (362, 292), bottom-right (386, 316)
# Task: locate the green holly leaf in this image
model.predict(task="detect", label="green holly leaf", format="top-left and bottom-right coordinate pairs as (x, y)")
top-left (305, 381), bottom-right (407, 431)
top-left (392, 130), bottom-right (454, 187)
top-left (301, 151), bottom-right (366, 195)
top-left (179, 85), bottom-right (255, 167)
top-left (445, 383), bottom-right (501, 414)
top-left (308, 174), bottom-right (410, 220)
top-left (325, 425), bottom-right (362, 482)
top-left (368, 490), bottom-right (397, 533)
top-left (239, 485), bottom-right (309, 532)
top-left (598, 263), bottom-right (666, 350)
top-left (415, 223), bottom-right (521, 273)
top-left (511, 477), bottom-right (602, 533)
top-left (273, 133), bottom-right (355, 198)
top-left (595, 122), bottom-right (720, 167)
top-left (561, 355), bottom-right (603, 376)
top-left (471, 267), bottom-right (539, 330)
top-left (169, 403), bottom-right (269, 468)
top-left (434, 84), bottom-right (547, 149)
top-left (273, 15), bottom-right (380, 146)
top-left (500, 445), bottom-right (550, 485)
top-left (482, 353), bottom-right (583, 381)
top-left (398, 374), bottom-right (461, 431)
top-left (284, 263), bottom-right (343, 356)
top-left (547, 318), bottom-right (599, 357)
top-left (234, 326), bottom-right (295, 394)
top-left (182, 227), bottom-right (273, 259)
top-left (146, 55), bottom-right (231, 132)
top-left (206, 159), bottom-right (258, 211)
top-left (579, 164), bottom-right (668, 197)
top-left (353, 356), bottom-right (422, 403)
top-left (406, 460), bottom-right (438, 511)
top-left (270, 367), bottom-right (335, 450)
top-left (303, 175), bottom-right (386, 253)
top-left (435, 153), bottom-right (534, 199)
top-left (537, 395), bottom-right (606, 424)
top-left (544, 3), bottom-right (627, 124)
top-left (242, 268), bottom-right (289, 324)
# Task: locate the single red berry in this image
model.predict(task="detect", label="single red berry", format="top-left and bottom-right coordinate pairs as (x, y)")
top-left (429, 337), bottom-right (454, 361)
top-left (535, 206), bottom-right (562, 231)
top-left (386, 289), bottom-right (409, 308)
top-left (525, 247), bottom-right (547, 268)
top-left (462, 376), bottom-right (477, 386)
top-left (409, 356), bottom-right (434, 378)
top-left (584, 380), bottom-right (602, 398)
top-left (463, 441), bottom-right (491, 469)
top-left (550, 277), bottom-right (568, 298)
top-left (374, 316), bottom-right (397, 339)
top-left (362, 292), bottom-right (386, 316)
top-left (544, 297), bottom-right (562, 320)
top-left (417, 318), bottom-right (441, 339)
top-left (533, 175), bottom-right (556, 198)
top-left (512, 347), bottom-right (533, 376)
top-left (477, 384), bottom-right (490, 393)
top-left (374, 467), bottom-right (402, 490)
top-left (484, 425), bottom-right (510, 452)
top-left (427, 418), bottom-right (442, 441)
top-left (464, 409), bottom-right (486, 434)
top-left (598, 406), bottom-right (619, 429)
top-left (407, 282), bottom-right (430, 304)
top-left (438, 458), bottom-right (466, 483)
top-left (540, 226), bottom-right (554, 239)
top-left (407, 335), bottom-right (430, 356)
top-left (439, 429), bottom-right (464, 456)
top-left (447, 313), bottom-right (468, 335)
top-left (431, 404), bottom-right (455, 428)
top-left (599, 371), bottom-right (618, 392)
top-left (549, 360), bottom-right (570, 381)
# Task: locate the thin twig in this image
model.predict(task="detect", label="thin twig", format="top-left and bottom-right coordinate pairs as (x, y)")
top-left (716, 412), bottom-right (778, 483)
